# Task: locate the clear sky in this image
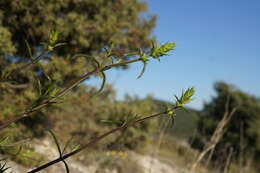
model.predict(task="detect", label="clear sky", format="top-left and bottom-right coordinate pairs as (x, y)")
top-left (90, 0), bottom-right (260, 109)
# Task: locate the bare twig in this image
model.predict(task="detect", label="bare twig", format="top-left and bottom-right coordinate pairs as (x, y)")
top-left (190, 96), bottom-right (238, 171)
top-left (223, 147), bottom-right (233, 173)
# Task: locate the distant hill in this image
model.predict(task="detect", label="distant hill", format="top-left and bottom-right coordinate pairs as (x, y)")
top-left (152, 99), bottom-right (200, 140)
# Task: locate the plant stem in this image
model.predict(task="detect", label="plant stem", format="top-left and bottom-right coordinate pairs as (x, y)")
top-left (27, 110), bottom-right (168, 173)
top-left (0, 58), bottom-right (140, 130)
top-left (9, 51), bottom-right (49, 78)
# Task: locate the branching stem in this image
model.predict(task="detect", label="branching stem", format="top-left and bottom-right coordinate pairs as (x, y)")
top-left (0, 58), bottom-right (140, 130)
top-left (27, 110), bottom-right (169, 173)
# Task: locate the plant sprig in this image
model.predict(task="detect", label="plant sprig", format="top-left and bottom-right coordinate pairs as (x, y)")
top-left (0, 40), bottom-right (176, 130)
top-left (27, 88), bottom-right (195, 173)
top-left (175, 87), bottom-right (195, 108)
top-left (49, 130), bottom-right (70, 173)
top-left (150, 42), bottom-right (176, 60)
top-left (0, 31), bottom-right (196, 172)
top-left (164, 87), bottom-right (195, 125)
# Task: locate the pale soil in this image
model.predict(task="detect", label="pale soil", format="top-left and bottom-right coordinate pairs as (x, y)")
top-left (4, 138), bottom-right (194, 173)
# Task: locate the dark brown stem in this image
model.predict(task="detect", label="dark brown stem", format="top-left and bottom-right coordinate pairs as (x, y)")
top-left (27, 111), bottom-right (167, 173)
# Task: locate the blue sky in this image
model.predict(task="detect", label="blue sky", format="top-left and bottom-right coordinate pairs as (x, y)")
top-left (90, 0), bottom-right (260, 109)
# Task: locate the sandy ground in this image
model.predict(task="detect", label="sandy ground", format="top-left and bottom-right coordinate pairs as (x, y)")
top-left (3, 138), bottom-right (193, 173)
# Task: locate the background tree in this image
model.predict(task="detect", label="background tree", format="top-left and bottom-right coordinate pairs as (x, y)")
top-left (0, 0), bottom-right (160, 165)
top-left (191, 82), bottom-right (260, 170)
top-left (0, 0), bottom-right (156, 129)
top-left (0, 0), bottom-right (156, 57)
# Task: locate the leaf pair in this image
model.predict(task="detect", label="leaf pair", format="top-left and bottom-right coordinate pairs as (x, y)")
top-left (163, 88), bottom-right (195, 126)
top-left (48, 131), bottom-right (80, 173)
top-left (137, 42), bottom-right (175, 79)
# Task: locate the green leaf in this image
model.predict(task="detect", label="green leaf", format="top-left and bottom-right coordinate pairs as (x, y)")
top-left (124, 112), bottom-right (140, 125)
top-left (49, 130), bottom-right (70, 173)
top-left (53, 42), bottom-right (67, 49)
top-left (180, 87), bottom-right (195, 105)
top-left (62, 137), bottom-right (74, 155)
top-left (137, 60), bottom-right (148, 79)
top-left (49, 130), bottom-right (62, 156)
top-left (72, 54), bottom-right (101, 69)
top-left (101, 119), bottom-right (124, 126)
top-left (96, 71), bottom-right (106, 94)
top-left (104, 42), bottom-right (114, 56)
top-left (150, 42), bottom-right (176, 60)
top-left (49, 30), bottom-right (60, 45)
top-left (174, 87), bottom-right (195, 107)
top-left (25, 40), bottom-right (34, 61)
top-left (137, 49), bottom-right (149, 79)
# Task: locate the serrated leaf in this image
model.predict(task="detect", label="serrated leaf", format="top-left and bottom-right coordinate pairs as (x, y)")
top-left (150, 42), bottom-right (176, 59)
top-left (174, 88), bottom-right (195, 108)
top-left (179, 87), bottom-right (195, 105)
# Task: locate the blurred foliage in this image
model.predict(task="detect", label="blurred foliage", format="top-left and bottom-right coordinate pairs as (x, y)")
top-left (167, 109), bottom-right (198, 140)
top-left (151, 99), bottom-right (199, 140)
top-left (0, 0), bottom-right (159, 167)
top-left (52, 85), bottom-right (160, 151)
top-left (0, 127), bottom-right (45, 167)
top-left (191, 81), bottom-right (260, 170)
top-left (0, 0), bottom-right (156, 124)
top-left (0, 1), bottom-right (197, 172)
top-left (95, 150), bottom-right (144, 173)
top-left (0, 0), bottom-right (156, 57)
top-left (0, 0), bottom-right (156, 78)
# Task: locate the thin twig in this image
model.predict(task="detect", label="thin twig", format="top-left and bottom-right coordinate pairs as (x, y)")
top-left (0, 58), bottom-right (140, 130)
top-left (9, 51), bottom-right (48, 78)
top-left (190, 96), bottom-right (238, 171)
top-left (27, 111), bottom-right (168, 173)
